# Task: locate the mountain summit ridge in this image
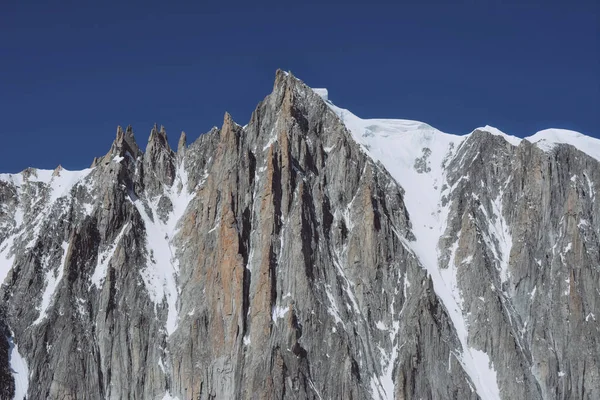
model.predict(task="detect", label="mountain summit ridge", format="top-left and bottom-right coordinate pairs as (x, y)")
top-left (0, 70), bottom-right (598, 400)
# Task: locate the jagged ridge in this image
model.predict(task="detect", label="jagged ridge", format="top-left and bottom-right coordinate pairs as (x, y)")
top-left (0, 70), bottom-right (598, 400)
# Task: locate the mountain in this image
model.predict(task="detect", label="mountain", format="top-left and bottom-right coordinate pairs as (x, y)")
top-left (0, 70), bottom-right (598, 400)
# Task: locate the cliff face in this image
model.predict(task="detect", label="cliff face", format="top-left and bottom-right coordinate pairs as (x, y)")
top-left (0, 71), bottom-right (598, 400)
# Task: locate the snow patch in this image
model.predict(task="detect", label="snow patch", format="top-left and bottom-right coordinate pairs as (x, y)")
top-left (91, 223), bottom-right (129, 288)
top-left (585, 312), bottom-right (596, 322)
top-left (33, 241), bottom-right (69, 325)
top-left (272, 305), bottom-right (289, 323)
top-left (8, 336), bottom-right (29, 400)
top-left (530, 286), bottom-right (537, 300)
top-left (584, 173), bottom-right (595, 202)
top-left (479, 192), bottom-right (513, 284)
top-left (526, 129), bottom-right (600, 162)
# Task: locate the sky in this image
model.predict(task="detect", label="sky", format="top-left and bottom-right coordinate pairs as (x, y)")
top-left (0, 0), bottom-right (598, 172)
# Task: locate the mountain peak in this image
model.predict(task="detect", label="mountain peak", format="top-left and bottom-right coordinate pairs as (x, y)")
top-left (177, 131), bottom-right (187, 154)
top-left (220, 112), bottom-right (242, 141)
top-left (91, 124), bottom-right (141, 167)
top-left (52, 165), bottom-right (63, 177)
top-left (148, 123), bottom-right (169, 148)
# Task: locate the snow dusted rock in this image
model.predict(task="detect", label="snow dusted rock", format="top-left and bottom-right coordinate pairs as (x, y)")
top-left (0, 70), bottom-right (598, 399)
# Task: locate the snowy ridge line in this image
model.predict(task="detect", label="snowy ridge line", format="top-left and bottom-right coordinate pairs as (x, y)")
top-left (322, 94), bottom-right (502, 400)
top-left (526, 128), bottom-right (600, 161)
top-left (312, 86), bottom-right (598, 162)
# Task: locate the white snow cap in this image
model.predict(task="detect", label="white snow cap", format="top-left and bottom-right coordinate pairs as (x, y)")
top-left (526, 128), bottom-right (600, 161)
top-left (475, 125), bottom-right (522, 146)
top-left (313, 88), bottom-right (328, 101)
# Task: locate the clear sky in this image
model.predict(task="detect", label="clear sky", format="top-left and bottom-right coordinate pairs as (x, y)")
top-left (1, 0), bottom-right (598, 172)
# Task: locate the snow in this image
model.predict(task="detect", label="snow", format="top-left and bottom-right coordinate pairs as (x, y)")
top-left (307, 378), bottom-right (324, 400)
top-left (325, 94), bottom-right (502, 400)
top-left (585, 312), bottom-right (596, 322)
top-left (8, 336), bottom-right (29, 400)
top-left (33, 241), bottom-right (69, 325)
top-left (131, 161), bottom-right (196, 336)
top-left (373, 309), bottom-right (401, 400)
top-left (313, 88), bottom-right (328, 101)
top-left (584, 173), bottom-right (595, 202)
top-left (324, 285), bottom-right (344, 327)
top-left (530, 286), bottom-right (537, 300)
top-left (332, 251), bottom-right (360, 314)
top-left (478, 192), bottom-right (513, 284)
top-left (271, 305), bottom-right (289, 322)
top-left (0, 167), bottom-right (92, 200)
top-left (262, 127), bottom-right (278, 151)
top-left (476, 125), bottom-right (522, 146)
top-left (526, 129), bottom-right (600, 162)
top-left (161, 393), bottom-right (180, 400)
top-left (0, 235), bottom-right (17, 286)
top-left (375, 321), bottom-right (387, 330)
top-left (90, 223), bottom-right (129, 288)
top-left (133, 198), bottom-right (179, 335)
top-left (0, 167), bottom-right (93, 286)
top-left (30, 167), bottom-right (93, 204)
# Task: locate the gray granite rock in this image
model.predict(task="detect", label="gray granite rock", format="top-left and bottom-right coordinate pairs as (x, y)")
top-left (0, 70), bottom-right (597, 400)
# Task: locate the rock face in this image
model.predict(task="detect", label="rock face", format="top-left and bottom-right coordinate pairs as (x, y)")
top-left (0, 70), bottom-right (599, 400)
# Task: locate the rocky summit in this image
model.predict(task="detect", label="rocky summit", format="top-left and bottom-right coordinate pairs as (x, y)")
top-left (0, 70), bottom-right (598, 400)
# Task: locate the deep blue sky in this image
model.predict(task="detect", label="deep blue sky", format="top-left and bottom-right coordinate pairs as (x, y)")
top-left (1, 1), bottom-right (598, 172)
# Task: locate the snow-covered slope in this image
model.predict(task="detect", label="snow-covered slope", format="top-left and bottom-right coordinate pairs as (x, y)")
top-left (318, 88), bottom-right (598, 400)
top-left (8, 336), bottom-right (29, 400)
top-left (526, 128), bottom-right (600, 161)
top-left (0, 167), bottom-right (93, 285)
top-left (325, 100), bottom-right (502, 399)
